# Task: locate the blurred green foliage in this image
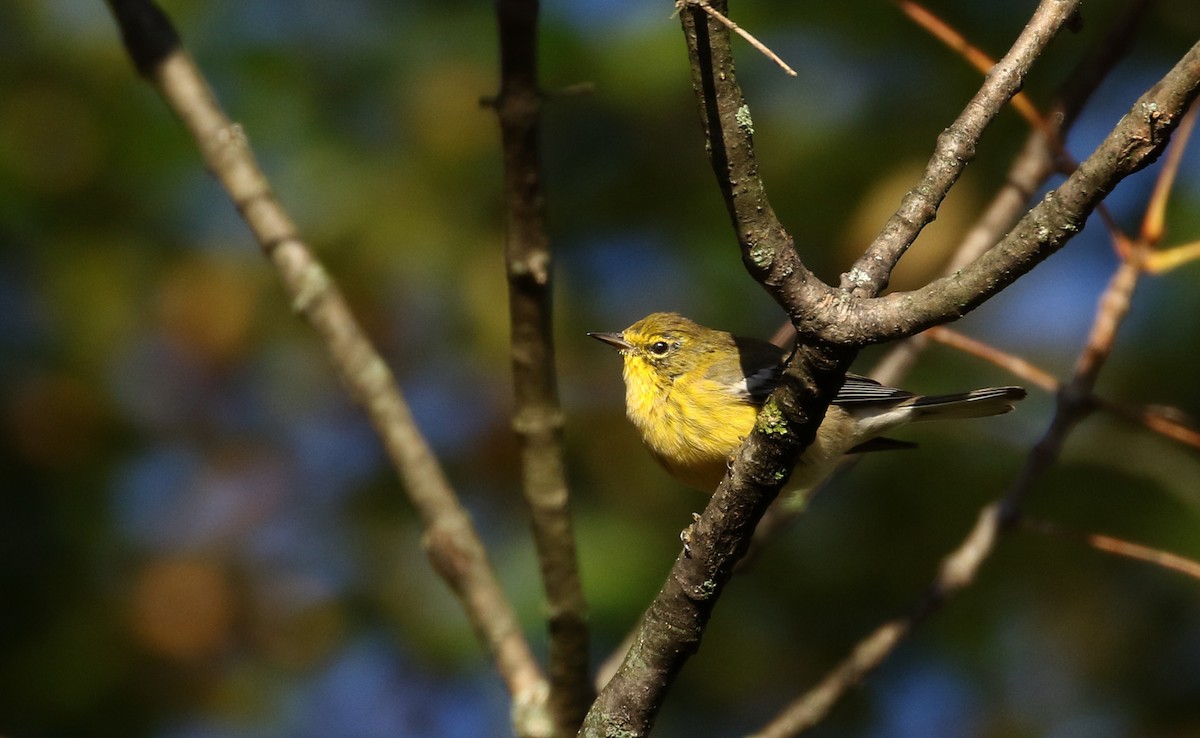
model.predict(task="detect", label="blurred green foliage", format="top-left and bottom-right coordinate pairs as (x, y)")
top-left (2, 1), bottom-right (1199, 736)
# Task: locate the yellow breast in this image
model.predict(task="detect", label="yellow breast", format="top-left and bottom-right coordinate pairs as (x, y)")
top-left (622, 356), bottom-right (758, 490)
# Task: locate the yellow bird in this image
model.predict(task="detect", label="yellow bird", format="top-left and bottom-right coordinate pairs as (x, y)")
top-left (590, 312), bottom-right (1026, 493)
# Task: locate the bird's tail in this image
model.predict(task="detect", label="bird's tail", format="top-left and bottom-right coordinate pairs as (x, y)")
top-left (905, 386), bottom-right (1027, 421)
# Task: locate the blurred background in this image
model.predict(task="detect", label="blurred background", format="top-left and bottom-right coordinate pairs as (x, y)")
top-left (2, 1), bottom-right (1200, 736)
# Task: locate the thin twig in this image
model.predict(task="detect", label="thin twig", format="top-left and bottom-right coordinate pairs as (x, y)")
top-left (925, 327), bottom-right (1200, 451)
top-left (1145, 240), bottom-right (1200, 273)
top-left (1142, 101), bottom-right (1199, 271)
top-left (1141, 100), bottom-right (1196, 245)
top-left (893, 0), bottom-right (1048, 133)
top-left (1024, 518), bottom-right (1200, 582)
top-left (103, 2), bottom-right (553, 735)
top-left (752, 505), bottom-right (1004, 738)
top-left (924, 326), bottom-right (1060, 392)
top-left (682, 0), bottom-right (798, 77)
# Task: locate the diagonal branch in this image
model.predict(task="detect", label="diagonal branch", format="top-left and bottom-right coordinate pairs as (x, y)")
top-left (103, 2), bottom-right (553, 735)
top-left (927, 326), bottom-right (1200, 451)
top-left (491, 0), bottom-right (592, 732)
top-left (751, 503), bottom-right (1005, 738)
top-left (669, 0), bottom-right (1200, 351)
top-left (806, 41), bottom-right (1200, 345)
top-left (687, 0), bottom-right (797, 76)
top-left (680, 0), bottom-right (1199, 348)
top-left (842, 0), bottom-right (1082, 297)
top-left (873, 0), bottom-right (1154, 380)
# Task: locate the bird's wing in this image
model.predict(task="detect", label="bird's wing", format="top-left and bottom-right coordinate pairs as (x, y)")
top-left (723, 336), bottom-right (787, 404)
top-left (737, 362), bottom-right (784, 404)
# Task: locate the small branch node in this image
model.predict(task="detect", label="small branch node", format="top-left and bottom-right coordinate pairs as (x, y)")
top-left (289, 261), bottom-right (331, 315)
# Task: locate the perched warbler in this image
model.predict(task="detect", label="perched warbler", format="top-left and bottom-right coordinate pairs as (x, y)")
top-left (589, 312), bottom-right (1026, 493)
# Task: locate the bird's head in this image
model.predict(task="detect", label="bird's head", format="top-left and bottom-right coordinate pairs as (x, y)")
top-left (589, 312), bottom-right (719, 382)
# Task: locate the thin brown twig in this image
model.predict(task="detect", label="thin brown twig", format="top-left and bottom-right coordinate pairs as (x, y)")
top-left (893, 0), bottom-right (1048, 133)
top-left (1141, 102), bottom-right (1199, 271)
top-left (1113, 403), bottom-right (1200, 449)
top-left (911, 318), bottom-right (1200, 453)
top-left (923, 326), bottom-right (1060, 392)
top-left (1105, 401), bottom-right (1200, 449)
top-left (1144, 240), bottom-right (1200, 273)
top-left (681, 0), bottom-right (798, 77)
top-left (493, 0), bottom-right (592, 731)
top-left (103, 2), bottom-right (553, 735)
top-left (1099, 206), bottom-right (1139, 261)
top-left (1141, 100), bottom-right (1196, 245)
top-left (925, 327), bottom-right (1200, 451)
top-left (1023, 518), bottom-right (1200, 582)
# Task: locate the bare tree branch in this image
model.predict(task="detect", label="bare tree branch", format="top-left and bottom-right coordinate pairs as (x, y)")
top-left (843, 0), bottom-right (1082, 296)
top-left (926, 327), bottom-right (1060, 391)
top-left (927, 326), bottom-right (1200, 451)
top-left (752, 503), bottom-right (1005, 738)
top-left (580, 2), bottom-right (1143, 732)
top-left (809, 41), bottom-right (1200, 344)
top-left (679, 0), bottom-right (1082, 309)
top-left (103, 2), bottom-right (554, 735)
top-left (873, 0), bottom-right (1154, 379)
top-left (491, 0), bottom-right (592, 732)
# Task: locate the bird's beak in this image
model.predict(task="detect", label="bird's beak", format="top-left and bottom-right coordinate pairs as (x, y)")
top-left (588, 331), bottom-right (632, 351)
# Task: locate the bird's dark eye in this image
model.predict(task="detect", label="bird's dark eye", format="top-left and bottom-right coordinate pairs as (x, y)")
top-left (648, 340), bottom-right (671, 356)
